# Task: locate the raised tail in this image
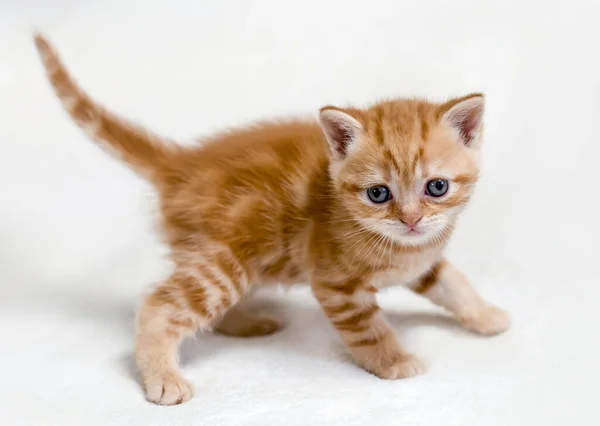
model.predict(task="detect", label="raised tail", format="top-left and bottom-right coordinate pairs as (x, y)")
top-left (33, 33), bottom-right (178, 181)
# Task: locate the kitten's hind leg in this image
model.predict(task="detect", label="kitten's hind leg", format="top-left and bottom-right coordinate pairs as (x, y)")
top-left (214, 303), bottom-right (282, 337)
top-left (410, 259), bottom-right (510, 335)
top-left (135, 289), bottom-right (196, 406)
top-left (135, 251), bottom-right (249, 405)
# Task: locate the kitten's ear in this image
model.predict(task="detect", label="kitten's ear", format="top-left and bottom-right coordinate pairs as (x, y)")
top-left (318, 107), bottom-right (363, 160)
top-left (440, 94), bottom-right (485, 148)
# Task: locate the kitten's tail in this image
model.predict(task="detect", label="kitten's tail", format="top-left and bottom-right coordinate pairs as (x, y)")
top-left (33, 33), bottom-right (177, 182)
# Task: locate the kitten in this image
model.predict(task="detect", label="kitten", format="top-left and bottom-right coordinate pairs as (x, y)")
top-left (34, 34), bottom-right (510, 405)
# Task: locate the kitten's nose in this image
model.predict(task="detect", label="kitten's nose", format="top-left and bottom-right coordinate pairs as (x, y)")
top-left (400, 215), bottom-right (422, 228)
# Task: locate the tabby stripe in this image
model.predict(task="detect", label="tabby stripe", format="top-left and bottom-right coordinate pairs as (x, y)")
top-left (194, 264), bottom-right (233, 314)
top-left (384, 149), bottom-right (402, 177)
top-left (332, 305), bottom-right (380, 330)
top-left (177, 274), bottom-right (210, 317)
top-left (168, 317), bottom-right (194, 329)
top-left (413, 262), bottom-right (443, 294)
top-left (454, 173), bottom-right (478, 186)
top-left (374, 107), bottom-right (385, 145)
top-left (197, 261), bottom-right (236, 307)
top-left (340, 182), bottom-right (362, 194)
top-left (419, 104), bottom-right (430, 141)
top-left (322, 281), bottom-right (360, 296)
top-left (442, 193), bottom-right (470, 209)
top-left (151, 286), bottom-right (184, 309)
top-left (323, 301), bottom-right (359, 316)
top-left (216, 251), bottom-right (248, 293)
top-left (349, 335), bottom-right (382, 347)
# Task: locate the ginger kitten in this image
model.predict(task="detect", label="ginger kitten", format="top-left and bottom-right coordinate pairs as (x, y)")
top-left (34, 34), bottom-right (510, 405)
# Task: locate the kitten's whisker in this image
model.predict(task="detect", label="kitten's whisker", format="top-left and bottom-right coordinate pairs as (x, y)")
top-left (386, 231), bottom-right (394, 266)
top-left (335, 228), bottom-right (370, 242)
top-left (349, 231), bottom-right (380, 265)
top-left (362, 231), bottom-right (388, 263)
top-left (342, 230), bottom-right (374, 258)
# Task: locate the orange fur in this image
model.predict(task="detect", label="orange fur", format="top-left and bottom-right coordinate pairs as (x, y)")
top-left (34, 34), bottom-right (510, 405)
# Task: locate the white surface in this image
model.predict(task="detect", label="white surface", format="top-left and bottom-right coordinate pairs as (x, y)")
top-left (1, 1), bottom-right (599, 425)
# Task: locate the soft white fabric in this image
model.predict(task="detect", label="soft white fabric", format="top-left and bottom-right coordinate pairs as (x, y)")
top-left (1, 1), bottom-right (599, 425)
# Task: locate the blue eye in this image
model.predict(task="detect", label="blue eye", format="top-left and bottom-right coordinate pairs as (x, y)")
top-left (426, 179), bottom-right (449, 197)
top-left (367, 186), bottom-right (391, 203)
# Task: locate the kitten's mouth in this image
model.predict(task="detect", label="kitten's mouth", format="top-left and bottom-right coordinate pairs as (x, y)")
top-left (405, 229), bottom-right (421, 235)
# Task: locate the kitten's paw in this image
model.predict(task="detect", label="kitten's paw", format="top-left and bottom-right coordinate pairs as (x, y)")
top-left (235, 314), bottom-right (282, 337)
top-left (460, 305), bottom-right (511, 336)
top-left (215, 313), bottom-right (282, 338)
top-left (373, 354), bottom-right (428, 380)
top-left (145, 371), bottom-right (194, 405)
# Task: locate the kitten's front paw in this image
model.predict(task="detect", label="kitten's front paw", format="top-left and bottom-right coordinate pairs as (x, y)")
top-left (372, 354), bottom-right (427, 380)
top-left (460, 305), bottom-right (511, 336)
top-left (145, 371), bottom-right (194, 405)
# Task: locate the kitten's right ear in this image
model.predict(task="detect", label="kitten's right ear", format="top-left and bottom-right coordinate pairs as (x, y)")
top-left (440, 93), bottom-right (485, 148)
top-left (318, 107), bottom-right (363, 160)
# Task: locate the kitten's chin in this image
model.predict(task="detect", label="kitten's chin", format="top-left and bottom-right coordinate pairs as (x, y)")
top-left (388, 226), bottom-right (449, 247)
top-left (358, 219), bottom-right (448, 248)
top-left (392, 232), bottom-right (435, 247)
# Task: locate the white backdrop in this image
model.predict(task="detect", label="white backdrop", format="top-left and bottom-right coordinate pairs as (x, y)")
top-left (1, 1), bottom-right (599, 425)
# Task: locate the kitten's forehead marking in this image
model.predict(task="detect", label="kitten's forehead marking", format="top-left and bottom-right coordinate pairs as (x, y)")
top-left (373, 107), bottom-right (386, 146)
top-left (364, 100), bottom-right (467, 195)
top-left (368, 103), bottom-right (429, 191)
top-left (363, 169), bottom-right (388, 185)
top-left (381, 141), bottom-right (425, 191)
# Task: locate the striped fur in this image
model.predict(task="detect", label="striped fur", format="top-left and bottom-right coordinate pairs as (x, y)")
top-left (33, 35), bottom-right (179, 182)
top-left (34, 34), bottom-right (510, 405)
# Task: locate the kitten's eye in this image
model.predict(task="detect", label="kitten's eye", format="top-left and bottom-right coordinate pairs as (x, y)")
top-left (426, 179), bottom-right (449, 197)
top-left (367, 185), bottom-right (392, 203)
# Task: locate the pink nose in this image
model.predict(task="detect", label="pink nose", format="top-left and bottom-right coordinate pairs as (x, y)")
top-left (400, 215), bottom-right (422, 228)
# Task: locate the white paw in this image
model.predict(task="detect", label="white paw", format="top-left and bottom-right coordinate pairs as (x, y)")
top-left (374, 354), bottom-right (428, 380)
top-left (461, 305), bottom-right (511, 336)
top-left (145, 371), bottom-right (194, 405)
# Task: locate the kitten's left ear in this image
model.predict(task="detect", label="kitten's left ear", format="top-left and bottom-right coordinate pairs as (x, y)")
top-left (318, 107), bottom-right (363, 160)
top-left (440, 93), bottom-right (485, 148)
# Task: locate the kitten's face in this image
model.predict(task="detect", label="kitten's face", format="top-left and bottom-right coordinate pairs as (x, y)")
top-left (320, 95), bottom-right (483, 247)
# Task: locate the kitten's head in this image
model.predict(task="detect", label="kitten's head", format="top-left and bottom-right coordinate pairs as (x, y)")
top-left (319, 94), bottom-right (484, 247)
